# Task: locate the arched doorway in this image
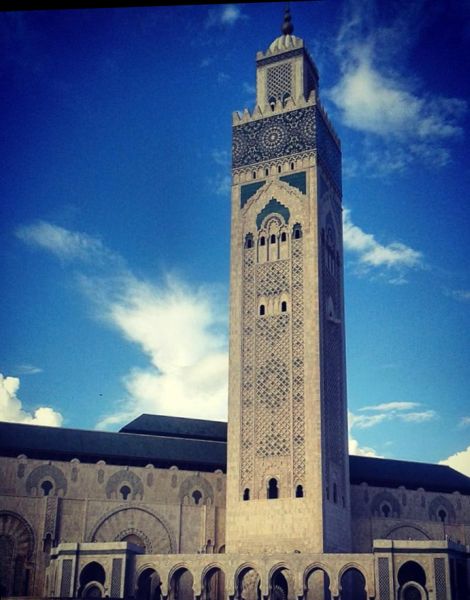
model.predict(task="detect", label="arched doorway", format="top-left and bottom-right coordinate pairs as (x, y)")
top-left (79, 561), bottom-right (106, 598)
top-left (170, 568), bottom-right (194, 600)
top-left (0, 511), bottom-right (35, 597)
top-left (305, 568), bottom-right (331, 600)
top-left (270, 569), bottom-right (289, 600)
top-left (397, 562), bottom-right (427, 599)
top-left (339, 568), bottom-right (367, 600)
top-left (137, 568), bottom-right (161, 600)
top-left (237, 567), bottom-right (261, 600)
top-left (401, 583), bottom-right (426, 600)
top-left (203, 567), bottom-right (225, 600)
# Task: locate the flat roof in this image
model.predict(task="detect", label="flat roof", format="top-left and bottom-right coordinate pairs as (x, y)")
top-left (120, 413), bottom-right (227, 442)
top-left (1, 416), bottom-right (469, 494)
top-left (0, 421), bottom-right (226, 472)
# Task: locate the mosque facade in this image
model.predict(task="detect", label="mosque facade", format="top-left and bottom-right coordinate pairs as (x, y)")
top-left (1, 12), bottom-right (469, 600)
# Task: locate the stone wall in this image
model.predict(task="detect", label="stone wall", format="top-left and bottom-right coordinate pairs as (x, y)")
top-left (0, 456), bottom-right (226, 596)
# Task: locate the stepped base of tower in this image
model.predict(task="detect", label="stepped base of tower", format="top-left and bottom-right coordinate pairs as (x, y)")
top-left (46, 540), bottom-right (466, 599)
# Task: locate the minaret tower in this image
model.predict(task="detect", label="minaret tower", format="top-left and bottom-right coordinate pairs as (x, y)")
top-left (226, 10), bottom-right (351, 553)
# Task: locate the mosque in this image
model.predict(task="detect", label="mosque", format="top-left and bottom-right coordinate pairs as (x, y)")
top-left (0, 10), bottom-right (469, 600)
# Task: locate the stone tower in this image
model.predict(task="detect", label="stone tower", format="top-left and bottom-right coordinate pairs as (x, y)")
top-left (226, 11), bottom-right (351, 554)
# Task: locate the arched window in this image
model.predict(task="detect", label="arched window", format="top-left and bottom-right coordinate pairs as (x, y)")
top-left (381, 503), bottom-right (391, 518)
top-left (333, 483), bottom-right (338, 504)
top-left (192, 490), bottom-right (202, 505)
top-left (252, 171), bottom-right (257, 180)
top-left (270, 234), bottom-right (276, 244)
top-left (438, 509), bottom-right (447, 523)
top-left (268, 478), bottom-right (278, 499)
top-left (259, 304), bottom-right (265, 316)
top-left (245, 233), bottom-right (253, 248)
top-left (281, 232), bottom-right (287, 242)
top-left (265, 168), bottom-right (269, 176)
top-left (277, 165), bottom-right (282, 174)
top-left (260, 236), bottom-right (266, 246)
top-left (290, 162), bottom-right (294, 170)
top-left (243, 488), bottom-right (250, 501)
top-left (281, 301), bottom-right (287, 312)
top-left (293, 223), bottom-right (302, 239)
top-left (295, 485), bottom-right (303, 498)
top-left (269, 96), bottom-right (276, 110)
top-left (41, 480), bottom-right (53, 497)
top-left (120, 485), bottom-right (131, 500)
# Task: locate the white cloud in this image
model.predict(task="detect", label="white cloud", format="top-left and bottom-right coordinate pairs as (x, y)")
top-left (329, 1), bottom-right (467, 174)
top-left (205, 4), bottom-right (246, 28)
top-left (439, 446), bottom-right (470, 477)
top-left (348, 435), bottom-right (381, 457)
top-left (343, 208), bottom-right (423, 280)
top-left (399, 410), bottom-right (437, 423)
top-left (360, 401), bottom-right (419, 412)
top-left (14, 364), bottom-right (43, 375)
top-left (350, 404), bottom-right (437, 429)
top-left (17, 221), bottom-right (229, 429)
top-left (0, 373), bottom-right (63, 427)
top-left (459, 417), bottom-right (470, 428)
top-left (448, 289), bottom-right (470, 303)
top-left (16, 221), bottom-right (120, 265)
top-left (83, 274), bottom-right (229, 429)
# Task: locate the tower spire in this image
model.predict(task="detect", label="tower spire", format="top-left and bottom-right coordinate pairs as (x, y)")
top-left (281, 5), bottom-right (294, 35)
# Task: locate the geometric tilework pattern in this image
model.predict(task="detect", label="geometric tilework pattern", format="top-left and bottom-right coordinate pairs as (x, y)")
top-left (240, 231), bottom-right (307, 491)
top-left (255, 257), bottom-right (291, 460)
top-left (291, 238), bottom-right (305, 483)
top-left (256, 260), bottom-right (290, 297)
top-left (241, 247), bottom-right (256, 490)
top-left (266, 63), bottom-right (292, 104)
top-left (255, 314), bottom-right (291, 458)
top-left (232, 107), bottom-right (315, 169)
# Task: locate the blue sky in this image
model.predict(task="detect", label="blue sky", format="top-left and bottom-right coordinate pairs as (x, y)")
top-left (1, 1), bottom-right (469, 475)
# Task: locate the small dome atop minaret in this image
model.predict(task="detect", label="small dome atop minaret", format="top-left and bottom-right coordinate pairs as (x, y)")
top-left (268, 7), bottom-right (303, 53)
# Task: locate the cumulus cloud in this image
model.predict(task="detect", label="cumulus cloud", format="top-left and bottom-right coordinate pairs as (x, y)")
top-left (348, 435), bottom-right (381, 457)
top-left (329, 1), bottom-right (467, 174)
top-left (343, 208), bottom-right (423, 280)
top-left (205, 4), bottom-right (246, 28)
top-left (16, 221), bottom-right (120, 265)
top-left (0, 373), bottom-right (63, 426)
top-left (79, 273), bottom-right (229, 429)
top-left (439, 446), bottom-right (470, 477)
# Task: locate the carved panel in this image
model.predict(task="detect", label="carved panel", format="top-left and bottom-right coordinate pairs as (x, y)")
top-left (25, 465), bottom-right (67, 496)
top-left (434, 557), bottom-right (447, 600)
top-left (179, 474), bottom-right (214, 504)
top-left (377, 558), bottom-right (390, 600)
top-left (91, 506), bottom-right (175, 554)
top-left (60, 559), bottom-right (73, 597)
top-left (110, 558), bottom-right (122, 597)
top-left (266, 62), bottom-right (293, 103)
top-left (105, 470), bottom-right (144, 500)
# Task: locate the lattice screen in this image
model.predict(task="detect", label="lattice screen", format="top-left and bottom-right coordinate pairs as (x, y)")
top-left (266, 63), bottom-right (293, 103)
